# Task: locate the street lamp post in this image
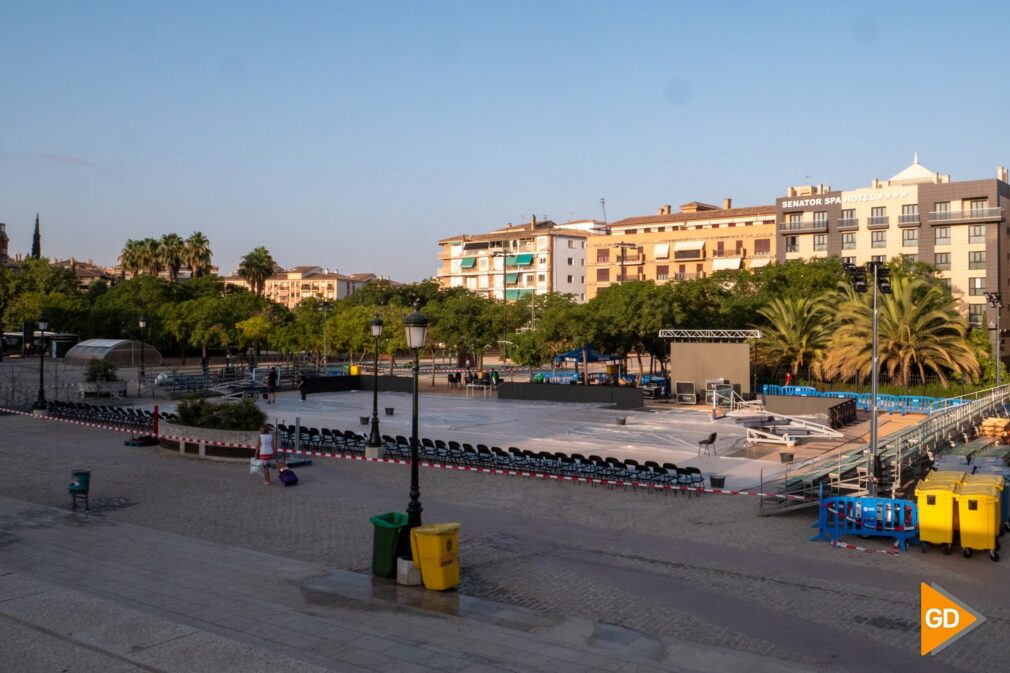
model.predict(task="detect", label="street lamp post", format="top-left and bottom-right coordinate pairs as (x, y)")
top-left (138, 316), bottom-right (147, 397)
top-left (985, 291), bottom-right (1003, 389)
top-left (404, 303), bottom-right (429, 536)
top-left (367, 314), bottom-right (383, 448)
top-left (35, 315), bottom-right (49, 410)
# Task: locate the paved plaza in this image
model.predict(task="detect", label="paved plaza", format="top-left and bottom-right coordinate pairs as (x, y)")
top-left (1, 391), bottom-right (1008, 672)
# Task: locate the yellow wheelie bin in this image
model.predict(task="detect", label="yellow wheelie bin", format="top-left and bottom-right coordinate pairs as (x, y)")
top-left (410, 523), bottom-right (462, 590)
top-left (962, 474), bottom-right (1006, 540)
top-left (955, 482), bottom-right (1001, 561)
top-left (915, 476), bottom-right (961, 554)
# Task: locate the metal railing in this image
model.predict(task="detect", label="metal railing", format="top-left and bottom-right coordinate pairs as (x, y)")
top-left (929, 207), bottom-right (1002, 222)
top-left (837, 218), bottom-right (859, 229)
top-left (778, 220), bottom-right (828, 232)
top-left (867, 216), bottom-right (889, 227)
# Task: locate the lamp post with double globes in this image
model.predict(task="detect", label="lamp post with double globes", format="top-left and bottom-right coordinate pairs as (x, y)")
top-left (35, 315), bottom-right (49, 410)
top-left (367, 313), bottom-right (383, 449)
top-left (138, 316), bottom-right (147, 396)
top-left (403, 303), bottom-right (429, 533)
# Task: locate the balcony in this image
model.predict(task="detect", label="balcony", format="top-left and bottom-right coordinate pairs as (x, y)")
top-left (867, 216), bottom-right (890, 229)
top-left (837, 218), bottom-right (859, 231)
top-left (620, 255), bottom-right (644, 265)
top-left (898, 214), bottom-right (920, 227)
top-left (778, 220), bottom-right (827, 234)
top-left (674, 272), bottom-right (705, 280)
top-left (928, 207), bottom-right (1003, 224)
top-left (713, 249), bottom-right (746, 258)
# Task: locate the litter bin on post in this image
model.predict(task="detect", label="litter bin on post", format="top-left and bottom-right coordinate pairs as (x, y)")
top-left (68, 470), bottom-right (91, 510)
top-left (369, 512), bottom-right (408, 578)
top-left (410, 523), bottom-right (462, 591)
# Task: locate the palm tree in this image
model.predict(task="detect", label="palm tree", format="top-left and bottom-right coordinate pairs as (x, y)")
top-left (754, 296), bottom-right (831, 377)
top-left (184, 231), bottom-right (212, 278)
top-left (159, 233), bottom-right (185, 282)
top-left (237, 246), bottom-right (275, 296)
top-left (823, 275), bottom-right (979, 388)
top-left (119, 239), bottom-right (143, 278)
top-left (137, 238), bottom-right (161, 275)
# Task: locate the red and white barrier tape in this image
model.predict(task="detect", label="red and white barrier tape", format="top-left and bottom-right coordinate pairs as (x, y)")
top-left (830, 540), bottom-right (902, 555)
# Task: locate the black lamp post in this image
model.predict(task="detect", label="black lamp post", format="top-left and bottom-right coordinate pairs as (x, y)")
top-left (35, 315), bottom-right (48, 410)
top-left (404, 302), bottom-right (429, 534)
top-left (985, 292), bottom-right (1003, 389)
top-left (138, 316), bottom-right (147, 392)
top-left (367, 313), bottom-right (383, 448)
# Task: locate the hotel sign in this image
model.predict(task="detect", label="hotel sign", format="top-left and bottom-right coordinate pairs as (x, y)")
top-left (781, 196), bottom-right (842, 208)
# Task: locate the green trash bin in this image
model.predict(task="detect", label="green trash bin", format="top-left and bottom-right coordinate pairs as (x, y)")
top-left (369, 512), bottom-right (408, 578)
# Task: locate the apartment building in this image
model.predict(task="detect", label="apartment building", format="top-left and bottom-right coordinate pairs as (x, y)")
top-left (776, 159), bottom-right (1010, 332)
top-left (436, 217), bottom-right (592, 302)
top-left (0, 222), bottom-right (8, 265)
top-left (585, 200), bottom-right (776, 299)
top-left (223, 266), bottom-right (377, 309)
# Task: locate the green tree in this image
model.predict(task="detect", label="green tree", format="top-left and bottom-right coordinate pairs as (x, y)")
top-left (754, 296), bottom-right (831, 376)
top-left (184, 231), bottom-right (213, 278)
top-left (158, 233), bottom-right (186, 282)
top-left (237, 246), bottom-right (275, 296)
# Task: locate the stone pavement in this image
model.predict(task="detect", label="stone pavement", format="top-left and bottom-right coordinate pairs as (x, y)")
top-left (1, 412), bottom-right (1008, 672)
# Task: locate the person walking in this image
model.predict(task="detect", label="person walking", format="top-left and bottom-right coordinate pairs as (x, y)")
top-left (267, 367), bottom-right (278, 404)
top-left (256, 424), bottom-right (275, 486)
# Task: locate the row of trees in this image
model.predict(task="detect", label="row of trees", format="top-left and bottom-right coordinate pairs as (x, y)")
top-left (119, 232), bottom-right (213, 281)
top-left (0, 251), bottom-right (1000, 390)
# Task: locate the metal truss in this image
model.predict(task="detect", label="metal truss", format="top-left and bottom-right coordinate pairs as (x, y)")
top-left (658, 329), bottom-right (762, 340)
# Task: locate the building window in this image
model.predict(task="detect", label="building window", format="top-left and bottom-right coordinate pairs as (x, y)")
top-left (567, 257), bottom-right (573, 265)
top-left (643, 228), bottom-right (651, 234)
top-left (969, 251), bottom-right (986, 270)
top-left (814, 211), bottom-right (827, 226)
top-left (969, 304), bottom-right (985, 327)
top-left (871, 255), bottom-right (886, 264)
top-left (969, 224), bottom-right (985, 244)
top-left (537, 274), bottom-right (546, 283)
top-left (842, 232), bottom-right (856, 250)
top-left (940, 278), bottom-right (952, 293)
top-left (969, 277), bottom-right (986, 296)
top-left (656, 265), bottom-right (669, 281)
top-left (735, 240), bottom-right (744, 254)
top-left (902, 254), bottom-right (918, 264)
top-left (935, 226), bottom-right (950, 245)
top-left (596, 249), bottom-right (609, 263)
top-left (969, 198), bottom-right (988, 215)
top-left (842, 256), bottom-right (856, 266)
top-left (900, 204), bottom-right (919, 225)
top-left (870, 206), bottom-right (887, 226)
top-left (787, 213), bottom-right (803, 230)
top-left (902, 228), bottom-right (918, 247)
top-left (871, 231), bottom-right (887, 248)
top-left (566, 275), bottom-right (573, 283)
top-left (754, 239), bottom-right (771, 255)
top-left (934, 201), bottom-right (950, 220)
top-left (813, 234), bottom-right (826, 251)
top-left (596, 268), bottom-right (609, 282)
top-left (785, 235), bottom-right (799, 253)
top-left (568, 240), bottom-right (574, 248)
top-left (934, 252), bottom-right (951, 270)
top-left (839, 208), bottom-right (856, 227)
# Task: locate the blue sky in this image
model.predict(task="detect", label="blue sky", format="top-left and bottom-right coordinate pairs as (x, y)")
top-left (2, 1), bottom-right (1010, 281)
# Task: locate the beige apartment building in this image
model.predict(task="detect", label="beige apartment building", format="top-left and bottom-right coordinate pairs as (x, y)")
top-left (436, 217), bottom-right (595, 302)
top-left (223, 266), bottom-right (376, 309)
top-left (0, 222), bottom-right (8, 266)
top-left (776, 159), bottom-right (1010, 333)
top-left (585, 200), bottom-right (777, 299)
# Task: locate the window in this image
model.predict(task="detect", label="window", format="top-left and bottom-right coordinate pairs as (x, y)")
top-left (626, 229), bottom-right (637, 235)
top-left (940, 278), bottom-right (952, 293)
top-left (567, 257), bottom-right (573, 266)
top-left (871, 231), bottom-right (887, 248)
top-left (696, 263), bottom-right (704, 276)
top-left (935, 226), bottom-right (950, 245)
top-left (871, 255), bottom-right (886, 264)
top-left (969, 225), bottom-right (985, 244)
top-left (839, 208), bottom-right (856, 227)
top-left (596, 268), bottom-right (609, 282)
top-left (787, 213), bottom-right (803, 230)
top-left (969, 304), bottom-right (985, 327)
top-left (934, 252), bottom-right (951, 270)
top-left (785, 235), bottom-right (798, 253)
top-left (568, 240), bottom-right (574, 248)
top-left (969, 198), bottom-right (988, 214)
top-left (754, 239), bottom-right (771, 255)
top-left (969, 277), bottom-right (986, 296)
top-left (596, 249), bottom-right (609, 263)
top-left (902, 254), bottom-right (918, 263)
top-left (716, 241), bottom-right (725, 256)
top-left (813, 234), bottom-right (826, 251)
top-left (643, 228), bottom-right (651, 234)
top-left (735, 240), bottom-right (744, 254)
top-left (814, 211), bottom-right (827, 225)
top-left (537, 274), bottom-right (546, 283)
top-left (901, 204), bottom-right (919, 223)
top-left (969, 251), bottom-right (986, 269)
top-left (902, 228), bottom-right (918, 247)
top-left (842, 256), bottom-right (856, 266)
top-left (838, 232), bottom-right (854, 250)
top-left (934, 201), bottom-right (950, 220)
top-left (656, 265), bottom-right (669, 281)
top-left (870, 206), bottom-right (887, 226)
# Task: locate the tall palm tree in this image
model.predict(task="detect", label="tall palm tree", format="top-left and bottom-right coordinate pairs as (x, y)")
top-left (823, 275), bottom-right (979, 387)
top-left (184, 231), bottom-right (213, 278)
top-left (754, 296), bottom-right (831, 376)
top-left (159, 233), bottom-right (186, 282)
top-left (119, 239), bottom-right (143, 278)
top-left (237, 246), bottom-right (275, 296)
top-left (137, 238), bottom-right (161, 275)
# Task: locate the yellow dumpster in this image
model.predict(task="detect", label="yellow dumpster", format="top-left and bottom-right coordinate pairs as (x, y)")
top-left (962, 474), bottom-right (1005, 543)
top-left (410, 523), bottom-right (461, 591)
top-left (915, 478), bottom-right (959, 554)
top-left (955, 483), bottom-right (1000, 561)
top-left (924, 470), bottom-right (966, 485)
top-left (349, 365), bottom-right (360, 375)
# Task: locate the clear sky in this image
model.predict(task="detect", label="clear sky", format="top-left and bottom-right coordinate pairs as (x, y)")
top-left (3, 1), bottom-right (1010, 281)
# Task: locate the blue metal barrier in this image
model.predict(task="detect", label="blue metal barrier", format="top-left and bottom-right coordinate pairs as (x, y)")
top-left (762, 385), bottom-right (967, 416)
top-left (810, 489), bottom-right (919, 551)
